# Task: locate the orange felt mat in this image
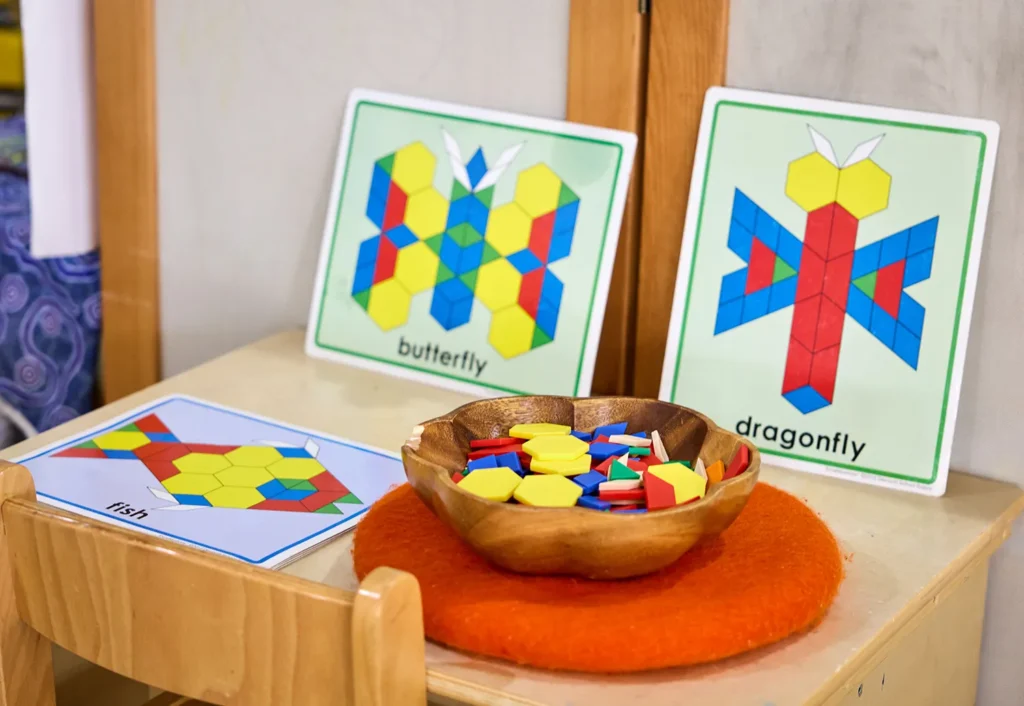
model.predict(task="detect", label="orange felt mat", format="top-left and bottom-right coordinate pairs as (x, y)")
top-left (353, 483), bottom-right (843, 673)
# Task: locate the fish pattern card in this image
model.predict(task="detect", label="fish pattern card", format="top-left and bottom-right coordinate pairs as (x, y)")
top-left (14, 395), bottom-right (406, 566)
top-left (660, 88), bottom-right (999, 496)
top-left (306, 89), bottom-right (637, 397)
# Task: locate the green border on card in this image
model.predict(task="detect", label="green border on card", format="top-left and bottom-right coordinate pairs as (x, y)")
top-left (313, 100), bottom-right (624, 396)
top-left (669, 100), bottom-right (987, 485)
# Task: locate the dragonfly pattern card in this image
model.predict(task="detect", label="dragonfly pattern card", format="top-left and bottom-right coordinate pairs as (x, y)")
top-left (306, 89), bottom-right (637, 397)
top-left (660, 88), bottom-right (999, 495)
top-left (14, 396), bottom-right (406, 566)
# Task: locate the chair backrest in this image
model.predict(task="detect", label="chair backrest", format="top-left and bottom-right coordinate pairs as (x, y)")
top-left (0, 461), bottom-right (426, 706)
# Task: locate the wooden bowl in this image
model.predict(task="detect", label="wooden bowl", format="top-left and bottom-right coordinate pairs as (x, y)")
top-left (401, 396), bottom-right (760, 579)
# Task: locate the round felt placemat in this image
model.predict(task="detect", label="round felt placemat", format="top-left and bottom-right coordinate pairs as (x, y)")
top-left (353, 483), bottom-right (842, 673)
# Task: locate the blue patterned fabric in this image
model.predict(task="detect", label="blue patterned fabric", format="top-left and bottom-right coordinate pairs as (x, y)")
top-left (0, 115), bottom-right (100, 432)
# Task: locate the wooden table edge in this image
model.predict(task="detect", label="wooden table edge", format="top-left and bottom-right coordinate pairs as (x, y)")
top-left (805, 489), bottom-right (1024, 705)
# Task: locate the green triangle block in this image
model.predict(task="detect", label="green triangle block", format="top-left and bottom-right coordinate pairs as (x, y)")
top-left (629, 447), bottom-right (651, 457)
top-left (476, 186), bottom-right (494, 208)
top-left (451, 181), bottom-right (470, 200)
top-left (353, 289), bottom-right (371, 311)
top-left (338, 493), bottom-right (362, 504)
top-left (315, 503), bottom-right (343, 514)
top-left (376, 154), bottom-right (395, 175)
top-left (436, 262), bottom-right (455, 284)
top-left (558, 182), bottom-right (579, 207)
top-left (281, 478), bottom-right (305, 489)
top-left (460, 270), bottom-right (478, 291)
top-left (681, 460), bottom-right (692, 469)
top-left (853, 271), bottom-right (877, 298)
top-left (481, 241), bottom-right (501, 265)
top-left (772, 257), bottom-right (797, 283)
top-left (450, 223), bottom-right (483, 247)
top-left (76, 439), bottom-right (99, 449)
top-left (291, 480), bottom-right (316, 491)
top-left (425, 233), bottom-right (445, 255)
top-left (609, 460), bottom-right (640, 481)
top-left (531, 327), bottom-right (553, 349)
top-left (116, 423), bottom-right (140, 432)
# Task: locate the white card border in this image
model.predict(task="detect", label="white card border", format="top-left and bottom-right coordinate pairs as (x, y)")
top-left (658, 86), bottom-right (1000, 497)
top-left (305, 88), bottom-right (638, 399)
top-left (13, 394), bottom-right (403, 567)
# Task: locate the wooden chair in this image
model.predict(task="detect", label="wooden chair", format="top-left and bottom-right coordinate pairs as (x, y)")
top-left (0, 461), bottom-right (426, 706)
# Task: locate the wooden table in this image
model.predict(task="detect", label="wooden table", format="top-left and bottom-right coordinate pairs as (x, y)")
top-left (5, 331), bottom-right (1022, 706)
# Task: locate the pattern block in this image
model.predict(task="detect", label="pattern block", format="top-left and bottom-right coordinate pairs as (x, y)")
top-left (53, 414), bottom-right (361, 512)
top-left (351, 138), bottom-right (582, 359)
top-left (713, 129), bottom-right (940, 415)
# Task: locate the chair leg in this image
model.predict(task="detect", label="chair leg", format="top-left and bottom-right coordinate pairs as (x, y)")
top-left (0, 462), bottom-right (56, 706)
top-left (352, 566), bottom-right (427, 706)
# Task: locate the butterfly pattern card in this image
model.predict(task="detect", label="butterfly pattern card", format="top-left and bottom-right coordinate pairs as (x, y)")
top-left (660, 88), bottom-right (998, 495)
top-left (306, 89), bottom-right (637, 397)
top-left (14, 395), bottom-right (406, 566)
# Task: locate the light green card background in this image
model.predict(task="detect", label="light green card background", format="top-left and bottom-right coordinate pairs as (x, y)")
top-left (668, 101), bottom-right (986, 484)
top-left (313, 101), bottom-right (624, 395)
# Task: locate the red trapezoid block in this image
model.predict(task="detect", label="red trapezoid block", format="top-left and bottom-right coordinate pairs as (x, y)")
top-left (134, 414), bottom-right (171, 434)
top-left (301, 490), bottom-right (346, 512)
top-left (251, 499), bottom-right (310, 513)
top-left (827, 204), bottom-right (859, 258)
top-left (782, 337), bottom-right (813, 394)
top-left (813, 297), bottom-right (846, 352)
top-left (808, 344), bottom-right (841, 403)
top-left (382, 182), bottom-right (407, 231)
top-left (145, 444), bottom-right (191, 463)
top-left (186, 444), bottom-right (239, 455)
top-left (790, 296), bottom-right (821, 350)
top-left (802, 204), bottom-right (835, 259)
top-left (528, 211), bottom-right (555, 262)
top-left (745, 238), bottom-right (775, 294)
top-left (518, 269), bottom-right (545, 318)
top-left (144, 460), bottom-right (180, 482)
top-left (874, 260), bottom-right (905, 318)
top-left (53, 447), bottom-right (107, 459)
top-left (134, 442), bottom-right (180, 460)
top-left (309, 471), bottom-right (349, 495)
top-left (372, 235), bottom-right (399, 284)
top-left (795, 248), bottom-right (825, 302)
top-left (822, 252), bottom-right (854, 309)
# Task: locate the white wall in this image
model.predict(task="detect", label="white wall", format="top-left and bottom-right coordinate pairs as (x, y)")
top-left (155, 0), bottom-right (569, 375)
top-left (728, 1), bottom-right (1024, 702)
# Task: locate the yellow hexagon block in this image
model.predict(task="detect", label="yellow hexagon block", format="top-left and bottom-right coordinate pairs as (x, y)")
top-left (484, 202), bottom-right (532, 256)
top-left (509, 422), bottom-right (571, 439)
top-left (648, 462), bottom-right (707, 503)
top-left (215, 466), bottom-right (275, 488)
top-left (513, 474), bottom-right (583, 507)
top-left (514, 164), bottom-right (562, 217)
top-left (404, 187), bottom-right (448, 239)
top-left (391, 142), bottom-right (436, 193)
top-left (475, 259), bottom-right (521, 311)
top-left (268, 457), bottom-right (327, 481)
top-left (205, 486), bottom-right (265, 509)
top-left (488, 304), bottom-right (535, 359)
top-left (529, 455), bottom-right (592, 476)
top-left (94, 431), bottom-right (151, 451)
top-left (457, 467), bottom-right (522, 502)
top-left (523, 435), bottom-right (589, 462)
top-left (224, 446), bottom-right (282, 468)
top-left (173, 453), bottom-right (231, 475)
top-left (394, 241), bottom-right (439, 294)
top-left (836, 160), bottom-right (891, 219)
top-left (163, 473), bottom-right (222, 496)
top-left (785, 152), bottom-right (840, 213)
top-left (367, 278), bottom-right (412, 331)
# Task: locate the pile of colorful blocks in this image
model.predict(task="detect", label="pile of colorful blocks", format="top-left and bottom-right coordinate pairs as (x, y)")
top-left (454, 421), bottom-right (750, 512)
